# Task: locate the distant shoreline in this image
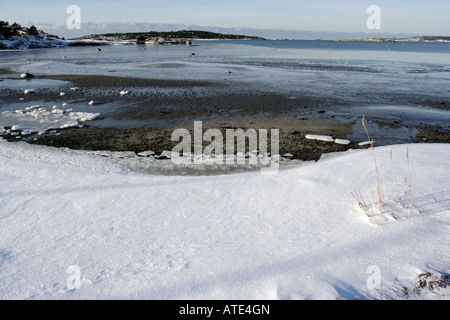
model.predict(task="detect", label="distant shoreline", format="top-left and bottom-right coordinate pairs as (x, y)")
top-left (335, 36), bottom-right (450, 43)
top-left (3, 34), bottom-right (450, 51)
top-left (73, 30), bottom-right (265, 42)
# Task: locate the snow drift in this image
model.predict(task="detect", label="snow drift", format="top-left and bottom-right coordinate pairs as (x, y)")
top-left (0, 139), bottom-right (448, 300)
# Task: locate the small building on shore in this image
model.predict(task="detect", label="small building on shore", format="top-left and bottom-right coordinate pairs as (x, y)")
top-left (136, 36), bottom-right (146, 44)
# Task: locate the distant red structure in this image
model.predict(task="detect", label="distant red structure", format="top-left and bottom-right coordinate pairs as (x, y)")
top-left (136, 36), bottom-right (146, 44)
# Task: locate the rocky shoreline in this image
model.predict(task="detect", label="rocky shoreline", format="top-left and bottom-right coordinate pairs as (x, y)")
top-left (22, 119), bottom-right (353, 162)
top-left (2, 115), bottom-right (449, 163)
top-left (1, 73), bottom-right (449, 165)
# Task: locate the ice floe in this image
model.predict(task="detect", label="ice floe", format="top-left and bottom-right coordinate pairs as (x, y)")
top-left (305, 134), bottom-right (335, 142)
top-left (20, 72), bottom-right (34, 79)
top-left (334, 138), bottom-right (351, 145)
top-left (306, 134), bottom-right (355, 146)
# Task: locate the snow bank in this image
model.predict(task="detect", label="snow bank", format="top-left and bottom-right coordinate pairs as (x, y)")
top-left (0, 140), bottom-right (448, 300)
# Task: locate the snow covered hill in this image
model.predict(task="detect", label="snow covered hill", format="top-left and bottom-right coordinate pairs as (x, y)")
top-left (0, 36), bottom-right (66, 50)
top-left (0, 139), bottom-right (448, 300)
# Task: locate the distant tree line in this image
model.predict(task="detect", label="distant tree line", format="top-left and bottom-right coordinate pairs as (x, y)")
top-left (0, 21), bottom-right (38, 37)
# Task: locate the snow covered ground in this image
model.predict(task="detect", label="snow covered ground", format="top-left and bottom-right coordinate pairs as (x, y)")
top-left (0, 139), bottom-right (448, 300)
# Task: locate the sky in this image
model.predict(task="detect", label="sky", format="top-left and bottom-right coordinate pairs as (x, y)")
top-left (1, 0), bottom-right (449, 38)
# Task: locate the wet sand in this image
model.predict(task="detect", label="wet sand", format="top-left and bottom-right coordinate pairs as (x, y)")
top-left (27, 116), bottom-right (353, 161)
top-left (42, 74), bottom-right (219, 89)
top-left (0, 68), bottom-right (13, 75)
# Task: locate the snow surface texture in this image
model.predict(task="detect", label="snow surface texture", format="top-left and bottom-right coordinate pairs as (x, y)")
top-left (0, 139), bottom-right (449, 300)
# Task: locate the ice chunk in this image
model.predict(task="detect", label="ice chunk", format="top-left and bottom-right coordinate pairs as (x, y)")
top-left (335, 139), bottom-right (351, 145)
top-left (358, 141), bottom-right (376, 147)
top-left (137, 151), bottom-right (155, 157)
top-left (305, 134), bottom-right (334, 142)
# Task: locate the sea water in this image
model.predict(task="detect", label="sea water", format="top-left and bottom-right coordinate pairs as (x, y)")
top-left (1, 40), bottom-right (449, 132)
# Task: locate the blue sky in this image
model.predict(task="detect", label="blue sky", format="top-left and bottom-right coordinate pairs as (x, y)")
top-left (1, 0), bottom-right (449, 38)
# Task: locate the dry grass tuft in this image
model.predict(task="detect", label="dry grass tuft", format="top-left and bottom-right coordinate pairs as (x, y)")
top-left (353, 116), bottom-right (418, 224)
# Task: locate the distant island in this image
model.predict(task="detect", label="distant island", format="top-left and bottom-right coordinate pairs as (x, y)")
top-left (2, 20), bottom-right (449, 51)
top-left (0, 25), bottom-right (265, 50)
top-left (75, 30), bottom-right (265, 43)
top-left (335, 36), bottom-right (450, 42)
